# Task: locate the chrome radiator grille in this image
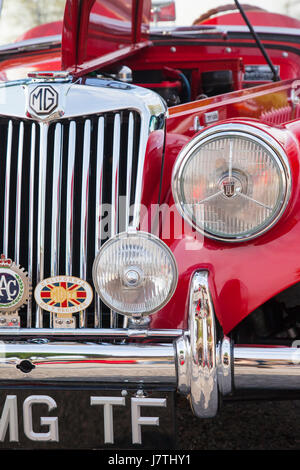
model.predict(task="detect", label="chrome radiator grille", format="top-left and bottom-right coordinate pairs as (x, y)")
top-left (0, 111), bottom-right (142, 328)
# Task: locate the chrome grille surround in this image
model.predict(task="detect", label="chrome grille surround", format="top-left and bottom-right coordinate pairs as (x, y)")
top-left (0, 77), bottom-right (167, 332)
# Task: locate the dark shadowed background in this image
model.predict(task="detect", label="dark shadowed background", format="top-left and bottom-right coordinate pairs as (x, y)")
top-left (176, 395), bottom-right (300, 450)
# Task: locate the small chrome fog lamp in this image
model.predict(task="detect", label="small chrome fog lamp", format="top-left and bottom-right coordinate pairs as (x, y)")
top-left (92, 231), bottom-right (178, 316)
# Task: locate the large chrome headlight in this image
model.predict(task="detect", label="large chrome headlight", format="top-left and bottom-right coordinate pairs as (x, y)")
top-left (92, 231), bottom-right (178, 316)
top-left (172, 124), bottom-right (291, 241)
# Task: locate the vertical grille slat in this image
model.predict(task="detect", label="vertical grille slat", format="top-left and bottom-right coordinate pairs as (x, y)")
top-left (0, 110), bottom-right (142, 330)
top-left (3, 120), bottom-right (13, 256)
top-left (111, 113), bottom-right (121, 238)
top-left (95, 116), bottom-right (105, 328)
top-left (27, 124), bottom-right (36, 328)
top-left (110, 113), bottom-right (121, 329)
top-left (36, 124), bottom-right (49, 328)
top-left (80, 120), bottom-right (91, 281)
top-left (27, 123), bottom-right (37, 327)
top-left (14, 122), bottom-right (24, 265)
top-left (122, 112), bottom-right (135, 330)
top-left (125, 112), bottom-right (134, 228)
top-left (50, 123), bottom-right (62, 277)
top-left (79, 120), bottom-right (91, 328)
top-left (65, 120), bottom-right (76, 276)
top-left (133, 117), bottom-right (144, 230)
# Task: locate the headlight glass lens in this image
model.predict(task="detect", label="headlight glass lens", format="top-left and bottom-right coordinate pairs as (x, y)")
top-left (92, 231), bottom-right (178, 316)
top-left (173, 128), bottom-right (291, 241)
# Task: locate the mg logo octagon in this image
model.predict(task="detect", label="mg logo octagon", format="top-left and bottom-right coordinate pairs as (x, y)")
top-left (29, 85), bottom-right (58, 116)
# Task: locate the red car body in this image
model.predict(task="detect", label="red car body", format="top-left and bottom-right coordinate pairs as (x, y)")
top-left (53, 0), bottom-right (300, 334)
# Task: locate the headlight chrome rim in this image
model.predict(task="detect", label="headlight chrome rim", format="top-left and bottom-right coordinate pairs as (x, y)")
top-left (92, 231), bottom-right (178, 316)
top-left (172, 123), bottom-right (292, 242)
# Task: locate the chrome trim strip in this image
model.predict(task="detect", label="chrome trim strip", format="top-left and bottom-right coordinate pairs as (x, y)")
top-left (14, 122), bottom-right (24, 265)
top-left (79, 120), bottom-right (91, 328)
top-left (0, 328), bottom-right (183, 338)
top-left (0, 35), bottom-right (61, 55)
top-left (36, 123), bottom-right (49, 328)
top-left (95, 117), bottom-right (105, 328)
top-left (0, 342), bottom-right (176, 383)
top-left (65, 121), bottom-right (76, 275)
top-left (27, 123), bottom-right (36, 327)
top-left (151, 25), bottom-right (300, 38)
top-left (3, 120), bottom-right (13, 256)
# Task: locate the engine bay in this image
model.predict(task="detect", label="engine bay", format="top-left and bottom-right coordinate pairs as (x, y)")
top-left (97, 42), bottom-right (300, 108)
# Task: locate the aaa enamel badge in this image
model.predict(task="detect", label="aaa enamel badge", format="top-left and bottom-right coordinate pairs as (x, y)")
top-left (34, 276), bottom-right (93, 314)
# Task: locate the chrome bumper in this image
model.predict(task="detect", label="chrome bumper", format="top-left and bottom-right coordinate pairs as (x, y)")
top-left (0, 341), bottom-right (177, 383)
top-left (1, 271), bottom-right (300, 418)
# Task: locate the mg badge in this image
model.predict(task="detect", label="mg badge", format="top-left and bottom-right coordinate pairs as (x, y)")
top-left (0, 254), bottom-right (30, 313)
top-left (222, 179), bottom-right (235, 198)
top-left (34, 276), bottom-right (93, 315)
top-left (29, 85), bottom-right (58, 116)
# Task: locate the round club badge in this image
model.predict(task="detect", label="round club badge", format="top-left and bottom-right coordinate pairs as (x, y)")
top-left (34, 276), bottom-right (93, 314)
top-left (0, 254), bottom-right (30, 312)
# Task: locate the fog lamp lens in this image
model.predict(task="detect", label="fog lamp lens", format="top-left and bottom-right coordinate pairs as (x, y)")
top-left (92, 231), bottom-right (178, 316)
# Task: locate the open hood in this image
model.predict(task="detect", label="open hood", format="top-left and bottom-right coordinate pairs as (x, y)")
top-left (62, 0), bottom-right (152, 75)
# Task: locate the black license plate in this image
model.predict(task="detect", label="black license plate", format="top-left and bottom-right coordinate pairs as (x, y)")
top-left (0, 386), bottom-right (175, 449)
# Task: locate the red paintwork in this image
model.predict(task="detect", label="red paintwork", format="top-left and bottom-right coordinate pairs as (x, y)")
top-left (200, 11), bottom-right (300, 28)
top-left (148, 114), bottom-right (300, 334)
top-left (15, 21), bottom-right (63, 41)
top-left (144, 78), bottom-right (300, 333)
top-left (2, 1), bottom-right (300, 334)
top-left (0, 50), bottom-right (61, 82)
top-left (62, 0), bottom-right (152, 73)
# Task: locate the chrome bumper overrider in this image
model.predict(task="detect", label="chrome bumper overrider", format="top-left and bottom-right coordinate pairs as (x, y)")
top-left (0, 271), bottom-right (300, 418)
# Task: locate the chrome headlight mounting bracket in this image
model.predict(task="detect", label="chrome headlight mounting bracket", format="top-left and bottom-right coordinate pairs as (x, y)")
top-left (176, 270), bottom-right (233, 418)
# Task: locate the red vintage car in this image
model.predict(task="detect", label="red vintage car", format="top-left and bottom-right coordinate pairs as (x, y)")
top-left (0, 0), bottom-right (300, 450)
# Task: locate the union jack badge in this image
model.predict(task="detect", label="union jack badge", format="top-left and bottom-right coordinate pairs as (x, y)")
top-left (0, 254), bottom-right (30, 315)
top-left (34, 276), bottom-right (93, 315)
